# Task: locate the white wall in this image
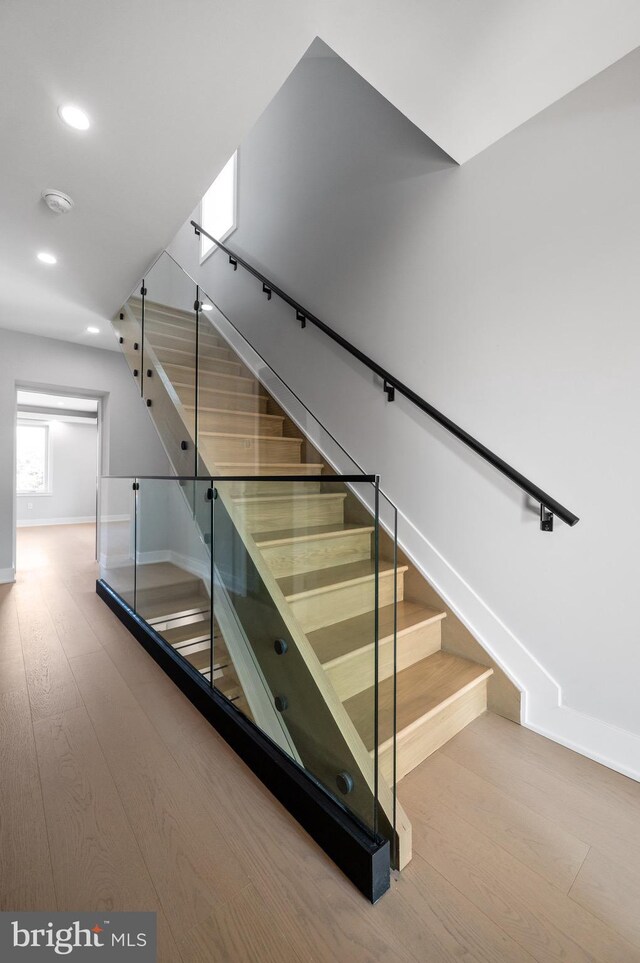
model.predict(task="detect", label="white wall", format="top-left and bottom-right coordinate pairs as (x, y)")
top-left (167, 46), bottom-right (640, 776)
top-left (0, 327), bottom-right (170, 581)
top-left (17, 419), bottom-right (97, 525)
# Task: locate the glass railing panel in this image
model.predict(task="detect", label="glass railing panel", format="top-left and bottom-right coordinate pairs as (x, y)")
top-left (98, 476), bottom-right (136, 607)
top-left (142, 252), bottom-right (198, 475)
top-left (213, 476), bottom-right (380, 835)
top-left (196, 285), bottom-right (366, 482)
top-left (376, 489), bottom-right (398, 865)
top-left (134, 477), bottom-right (214, 680)
top-left (195, 297), bottom-right (262, 475)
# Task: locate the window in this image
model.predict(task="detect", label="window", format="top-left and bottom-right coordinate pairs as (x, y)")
top-left (16, 422), bottom-right (51, 494)
top-left (200, 151), bottom-right (237, 262)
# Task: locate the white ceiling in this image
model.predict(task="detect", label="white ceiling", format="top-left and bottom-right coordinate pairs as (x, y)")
top-left (1, 0), bottom-right (639, 352)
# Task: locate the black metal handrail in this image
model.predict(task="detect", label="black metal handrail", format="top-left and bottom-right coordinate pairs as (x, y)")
top-left (191, 220), bottom-right (579, 529)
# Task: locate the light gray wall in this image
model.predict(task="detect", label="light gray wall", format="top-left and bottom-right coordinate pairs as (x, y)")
top-left (17, 419), bottom-right (97, 523)
top-left (0, 327), bottom-right (170, 578)
top-left (167, 47), bottom-right (640, 748)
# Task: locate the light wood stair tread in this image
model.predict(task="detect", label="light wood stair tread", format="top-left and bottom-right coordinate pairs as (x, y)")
top-left (163, 361), bottom-right (256, 385)
top-left (161, 621), bottom-right (212, 647)
top-left (344, 650), bottom-right (493, 751)
top-left (199, 431), bottom-right (302, 443)
top-left (253, 522), bottom-right (373, 547)
top-left (278, 558), bottom-right (406, 600)
top-left (183, 405), bottom-right (283, 423)
top-left (184, 648), bottom-right (211, 672)
top-left (142, 594), bottom-right (210, 623)
top-left (307, 600), bottom-right (445, 666)
top-left (172, 381), bottom-right (268, 401)
top-left (233, 491), bottom-right (345, 504)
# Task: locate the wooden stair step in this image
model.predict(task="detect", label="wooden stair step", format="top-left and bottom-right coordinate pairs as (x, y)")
top-left (200, 432), bottom-right (303, 465)
top-left (216, 464), bottom-right (324, 495)
top-left (145, 311), bottom-right (225, 339)
top-left (308, 600), bottom-right (445, 701)
top-left (232, 491), bottom-right (346, 533)
top-left (154, 346), bottom-right (242, 376)
top-left (162, 363), bottom-right (259, 394)
top-left (184, 648), bottom-right (212, 673)
top-left (173, 382), bottom-right (269, 413)
top-left (278, 559), bottom-right (407, 633)
top-left (255, 523), bottom-right (373, 577)
top-left (160, 619), bottom-right (212, 648)
top-left (184, 406), bottom-right (284, 437)
top-left (140, 300), bottom-right (194, 322)
top-left (145, 318), bottom-right (221, 343)
top-left (144, 331), bottom-right (234, 359)
top-left (141, 593), bottom-right (210, 624)
top-left (344, 651), bottom-right (493, 783)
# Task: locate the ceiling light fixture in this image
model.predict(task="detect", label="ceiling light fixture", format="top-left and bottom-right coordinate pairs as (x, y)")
top-left (201, 303), bottom-right (213, 311)
top-left (58, 104), bottom-right (90, 130)
top-left (37, 252), bottom-right (57, 265)
top-left (86, 326), bottom-right (100, 334)
top-left (42, 189), bottom-right (74, 214)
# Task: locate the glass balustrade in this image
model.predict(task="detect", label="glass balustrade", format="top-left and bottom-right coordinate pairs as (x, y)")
top-left (98, 472), bottom-right (400, 853)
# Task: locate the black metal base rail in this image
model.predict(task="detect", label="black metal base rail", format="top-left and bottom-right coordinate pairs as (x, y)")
top-left (191, 220), bottom-right (579, 530)
top-left (96, 578), bottom-right (390, 903)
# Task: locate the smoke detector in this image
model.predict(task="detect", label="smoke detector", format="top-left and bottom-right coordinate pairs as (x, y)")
top-left (42, 189), bottom-right (74, 214)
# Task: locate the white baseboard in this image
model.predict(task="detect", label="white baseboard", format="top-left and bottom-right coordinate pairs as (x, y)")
top-left (526, 704), bottom-right (640, 781)
top-left (0, 566), bottom-right (16, 584)
top-left (17, 515), bottom-right (96, 528)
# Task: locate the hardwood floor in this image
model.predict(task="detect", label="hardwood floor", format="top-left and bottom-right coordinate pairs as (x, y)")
top-left (2, 523), bottom-right (639, 962)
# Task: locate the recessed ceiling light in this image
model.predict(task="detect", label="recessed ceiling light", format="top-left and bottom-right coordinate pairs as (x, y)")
top-left (86, 326), bottom-right (100, 334)
top-left (58, 104), bottom-right (90, 131)
top-left (37, 251), bottom-right (57, 265)
top-left (201, 303), bottom-right (213, 311)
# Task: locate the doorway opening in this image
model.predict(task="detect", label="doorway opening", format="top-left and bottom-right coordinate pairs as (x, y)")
top-left (15, 388), bottom-right (101, 571)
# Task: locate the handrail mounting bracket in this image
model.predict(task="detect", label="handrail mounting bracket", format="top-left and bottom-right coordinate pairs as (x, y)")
top-left (540, 504), bottom-right (554, 532)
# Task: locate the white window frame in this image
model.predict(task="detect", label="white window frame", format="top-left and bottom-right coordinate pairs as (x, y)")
top-left (16, 420), bottom-right (52, 496)
top-left (199, 150), bottom-right (238, 264)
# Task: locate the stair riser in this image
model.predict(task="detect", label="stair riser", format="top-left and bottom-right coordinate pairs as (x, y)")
top-left (261, 530), bottom-right (372, 578)
top-left (200, 436), bottom-right (302, 465)
top-left (163, 364), bottom-right (258, 395)
top-left (175, 384), bottom-right (268, 413)
top-left (234, 496), bottom-right (345, 533)
top-left (194, 410), bottom-right (283, 437)
top-left (327, 620), bottom-right (442, 702)
top-left (377, 681), bottom-right (489, 784)
top-left (288, 569), bottom-right (404, 634)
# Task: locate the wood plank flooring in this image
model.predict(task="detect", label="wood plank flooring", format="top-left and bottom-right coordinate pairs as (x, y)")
top-left (1, 523), bottom-right (639, 962)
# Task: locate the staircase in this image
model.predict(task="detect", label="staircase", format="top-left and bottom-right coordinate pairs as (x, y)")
top-left (112, 292), bottom-right (495, 870)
